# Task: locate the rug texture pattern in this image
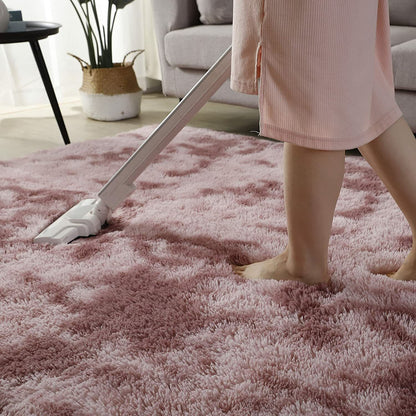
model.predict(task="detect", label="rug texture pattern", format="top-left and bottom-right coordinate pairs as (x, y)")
top-left (0, 126), bottom-right (415, 415)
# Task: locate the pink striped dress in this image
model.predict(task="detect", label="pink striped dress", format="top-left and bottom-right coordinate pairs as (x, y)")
top-left (230, 0), bottom-right (403, 150)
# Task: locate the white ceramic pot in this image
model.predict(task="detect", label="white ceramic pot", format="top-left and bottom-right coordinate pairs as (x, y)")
top-left (79, 90), bottom-right (143, 122)
top-left (70, 51), bottom-right (144, 122)
top-left (0, 0), bottom-right (9, 33)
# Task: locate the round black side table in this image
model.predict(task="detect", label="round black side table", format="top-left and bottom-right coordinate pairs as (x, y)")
top-left (0, 21), bottom-right (70, 145)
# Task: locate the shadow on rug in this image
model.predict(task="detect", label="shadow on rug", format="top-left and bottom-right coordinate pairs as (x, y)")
top-left (0, 126), bottom-right (415, 415)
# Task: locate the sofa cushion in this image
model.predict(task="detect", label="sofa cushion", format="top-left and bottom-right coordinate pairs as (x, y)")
top-left (196, 0), bottom-right (233, 24)
top-left (165, 25), bottom-right (232, 70)
top-left (389, 0), bottom-right (416, 26)
top-left (390, 25), bottom-right (416, 46)
top-left (392, 39), bottom-right (416, 91)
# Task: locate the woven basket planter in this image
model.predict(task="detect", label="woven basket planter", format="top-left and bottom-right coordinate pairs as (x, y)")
top-left (71, 50), bottom-right (144, 121)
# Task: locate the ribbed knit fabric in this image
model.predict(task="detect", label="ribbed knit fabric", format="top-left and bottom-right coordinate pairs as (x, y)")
top-left (230, 0), bottom-right (404, 150)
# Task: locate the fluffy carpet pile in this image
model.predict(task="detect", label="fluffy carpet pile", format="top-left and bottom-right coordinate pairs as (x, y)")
top-left (0, 126), bottom-right (415, 415)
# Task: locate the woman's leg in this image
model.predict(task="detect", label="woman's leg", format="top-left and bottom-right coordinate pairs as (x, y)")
top-left (358, 115), bottom-right (416, 281)
top-left (233, 142), bottom-right (345, 285)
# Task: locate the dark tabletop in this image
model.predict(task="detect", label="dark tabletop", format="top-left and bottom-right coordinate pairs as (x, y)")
top-left (0, 21), bottom-right (61, 44)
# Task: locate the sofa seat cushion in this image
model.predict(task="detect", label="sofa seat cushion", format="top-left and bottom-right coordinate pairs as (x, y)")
top-left (165, 24), bottom-right (232, 70)
top-left (390, 25), bottom-right (416, 46)
top-left (392, 38), bottom-right (416, 91)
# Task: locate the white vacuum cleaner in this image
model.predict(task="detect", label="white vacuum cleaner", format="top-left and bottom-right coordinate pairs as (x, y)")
top-left (34, 46), bottom-right (232, 245)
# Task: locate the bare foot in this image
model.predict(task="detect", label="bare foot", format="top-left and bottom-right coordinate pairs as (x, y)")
top-left (232, 250), bottom-right (330, 285)
top-left (388, 250), bottom-right (416, 281)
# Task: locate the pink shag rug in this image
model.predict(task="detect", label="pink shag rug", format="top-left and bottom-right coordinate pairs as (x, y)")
top-left (0, 126), bottom-right (415, 415)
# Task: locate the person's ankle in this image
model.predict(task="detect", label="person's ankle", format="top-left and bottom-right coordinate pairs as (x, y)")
top-left (285, 251), bottom-right (329, 282)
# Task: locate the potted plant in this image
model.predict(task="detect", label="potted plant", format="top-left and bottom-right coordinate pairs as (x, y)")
top-left (69, 0), bottom-right (144, 121)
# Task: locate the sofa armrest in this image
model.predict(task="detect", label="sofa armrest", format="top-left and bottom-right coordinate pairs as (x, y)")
top-left (152, 0), bottom-right (200, 96)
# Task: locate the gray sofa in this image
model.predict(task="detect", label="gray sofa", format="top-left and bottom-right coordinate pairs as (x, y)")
top-left (152, 0), bottom-right (416, 131)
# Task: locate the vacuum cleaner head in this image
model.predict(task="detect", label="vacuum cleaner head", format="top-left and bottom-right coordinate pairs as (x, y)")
top-left (33, 46), bottom-right (232, 245)
top-left (34, 198), bottom-right (110, 245)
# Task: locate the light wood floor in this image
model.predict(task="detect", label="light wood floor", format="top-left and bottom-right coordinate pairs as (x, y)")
top-left (0, 93), bottom-right (261, 161)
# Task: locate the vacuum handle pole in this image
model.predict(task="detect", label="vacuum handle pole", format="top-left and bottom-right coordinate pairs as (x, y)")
top-left (98, 45), bottom-right (232, 210)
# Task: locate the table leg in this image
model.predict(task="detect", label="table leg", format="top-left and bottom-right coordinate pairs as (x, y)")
top-left (29, 40), bottom-right (70, 145)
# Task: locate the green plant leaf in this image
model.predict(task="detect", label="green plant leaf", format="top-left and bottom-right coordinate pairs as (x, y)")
top-left (112, 0), bottom-right (136, 10)
top-left (69, 0), bottom-right (136, 67)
